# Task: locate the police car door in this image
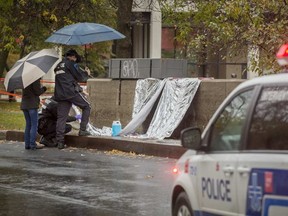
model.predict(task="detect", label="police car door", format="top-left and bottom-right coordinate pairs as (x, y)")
top-left (237, 86), bottom-right (288, 216)
top-left (197, 89), bottom-right (254, 215)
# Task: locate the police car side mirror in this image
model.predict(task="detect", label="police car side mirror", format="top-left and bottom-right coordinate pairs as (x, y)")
top-left (180, 127), bottom-right (202, 150)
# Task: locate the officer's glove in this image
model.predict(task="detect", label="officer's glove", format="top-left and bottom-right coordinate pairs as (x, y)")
top-left (75, 114), bottom-right (82, 120)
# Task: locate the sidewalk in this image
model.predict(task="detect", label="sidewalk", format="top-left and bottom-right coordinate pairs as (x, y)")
top-left (0, 130), bottom-right (186, 159)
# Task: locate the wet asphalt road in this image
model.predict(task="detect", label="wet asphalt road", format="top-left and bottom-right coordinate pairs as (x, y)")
top-left (0, 141), bottom-right (177, 216)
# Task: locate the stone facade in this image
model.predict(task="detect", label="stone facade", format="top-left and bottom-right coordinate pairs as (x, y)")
top-left (87, 78), bottom-right (244, 138)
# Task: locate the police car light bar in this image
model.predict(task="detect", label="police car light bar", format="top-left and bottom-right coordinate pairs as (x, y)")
top-left (276, 44), bottom-right (288, 66)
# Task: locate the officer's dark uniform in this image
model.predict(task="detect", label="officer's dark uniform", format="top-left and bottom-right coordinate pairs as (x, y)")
top-left (54, 50), bottom-right (91, 149)
top-left (38, 98), bottom-right (76, 147)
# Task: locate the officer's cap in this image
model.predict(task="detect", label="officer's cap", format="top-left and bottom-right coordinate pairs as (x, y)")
top-left (64, 49), bottom-right (82, 63)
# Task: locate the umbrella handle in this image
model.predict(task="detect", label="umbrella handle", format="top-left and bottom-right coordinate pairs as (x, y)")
top-left (84, 45), bottom-right (87, 65)
top-left (85, 66), bottom-right (91, 76)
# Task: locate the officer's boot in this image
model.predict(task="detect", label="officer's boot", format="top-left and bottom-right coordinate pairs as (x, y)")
top-left (78, 129), bottom-right (91, 136)
top-left (57, 142), bottom-right (65, 149)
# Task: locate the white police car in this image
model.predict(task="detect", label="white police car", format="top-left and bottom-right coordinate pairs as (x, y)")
top-left (172, 73), bottom-right (288, 216)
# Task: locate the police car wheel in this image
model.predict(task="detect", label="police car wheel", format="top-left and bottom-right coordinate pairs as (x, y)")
top-left (173, 192), bottom-right (193, 216)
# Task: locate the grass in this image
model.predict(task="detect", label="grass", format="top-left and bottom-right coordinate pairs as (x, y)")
top-left (0, 101), bottom-right (25, 130)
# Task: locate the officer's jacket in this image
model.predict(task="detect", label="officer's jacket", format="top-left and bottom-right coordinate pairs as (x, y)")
top-left (54, 58), bottom-right (89, 101)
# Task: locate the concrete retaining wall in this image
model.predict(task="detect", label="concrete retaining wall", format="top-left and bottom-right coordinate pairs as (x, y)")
top-left (87, 78), bottom-right (244, 138)
top-left (109, 59), bottom-right (188, 79)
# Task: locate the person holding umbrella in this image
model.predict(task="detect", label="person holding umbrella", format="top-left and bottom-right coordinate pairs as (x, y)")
top-left (54, 49), bottom-right (91, 149)
top-left (4, 48), bottom-right (60, 150)
top-left (20, 78), bottom-right (47, 150)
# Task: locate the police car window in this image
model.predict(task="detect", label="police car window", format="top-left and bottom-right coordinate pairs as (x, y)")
top-left (248, 86), bottom-right (288, 150)
top-left (209, 90), bottom-right (253, 151)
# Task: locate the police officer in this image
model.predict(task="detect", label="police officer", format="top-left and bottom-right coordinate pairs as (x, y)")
top-left (38, 97), bottom-right (78, 147)
top-left (54, 49), bottom-right (91, 149)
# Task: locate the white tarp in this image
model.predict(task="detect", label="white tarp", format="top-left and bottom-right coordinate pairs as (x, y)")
top-left (121, 78), bottom-right (201, 139)
top-left (132, 78), bottom-right (162, 118)
top-left (143, 78), bottom-right (200, 139)
top-left (119, 78), bottom-right (166, 135)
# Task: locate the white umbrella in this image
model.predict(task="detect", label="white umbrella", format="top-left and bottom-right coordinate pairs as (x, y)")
top-left (4, 49), bottom-right (60, 92)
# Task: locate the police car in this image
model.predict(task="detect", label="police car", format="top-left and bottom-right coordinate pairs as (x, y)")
top-left (171, 73), bottom-right (288, 216)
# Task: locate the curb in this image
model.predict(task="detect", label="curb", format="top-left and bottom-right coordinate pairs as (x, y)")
top-left (0, 130), bottom-right (7, 140)
top-left (2, 130), bottom-right (186, 159)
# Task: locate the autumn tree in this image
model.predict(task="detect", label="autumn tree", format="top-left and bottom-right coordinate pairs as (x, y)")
top-left (160, 0), bottom-right (288, 74)
top-left (0, 0), bottom-right (118, 78)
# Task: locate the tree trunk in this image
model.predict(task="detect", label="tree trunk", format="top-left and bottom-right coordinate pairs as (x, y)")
top-left (115, 0), bottom-right (133, 58)
top-left (0, 50), bottom-right (9, 78)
